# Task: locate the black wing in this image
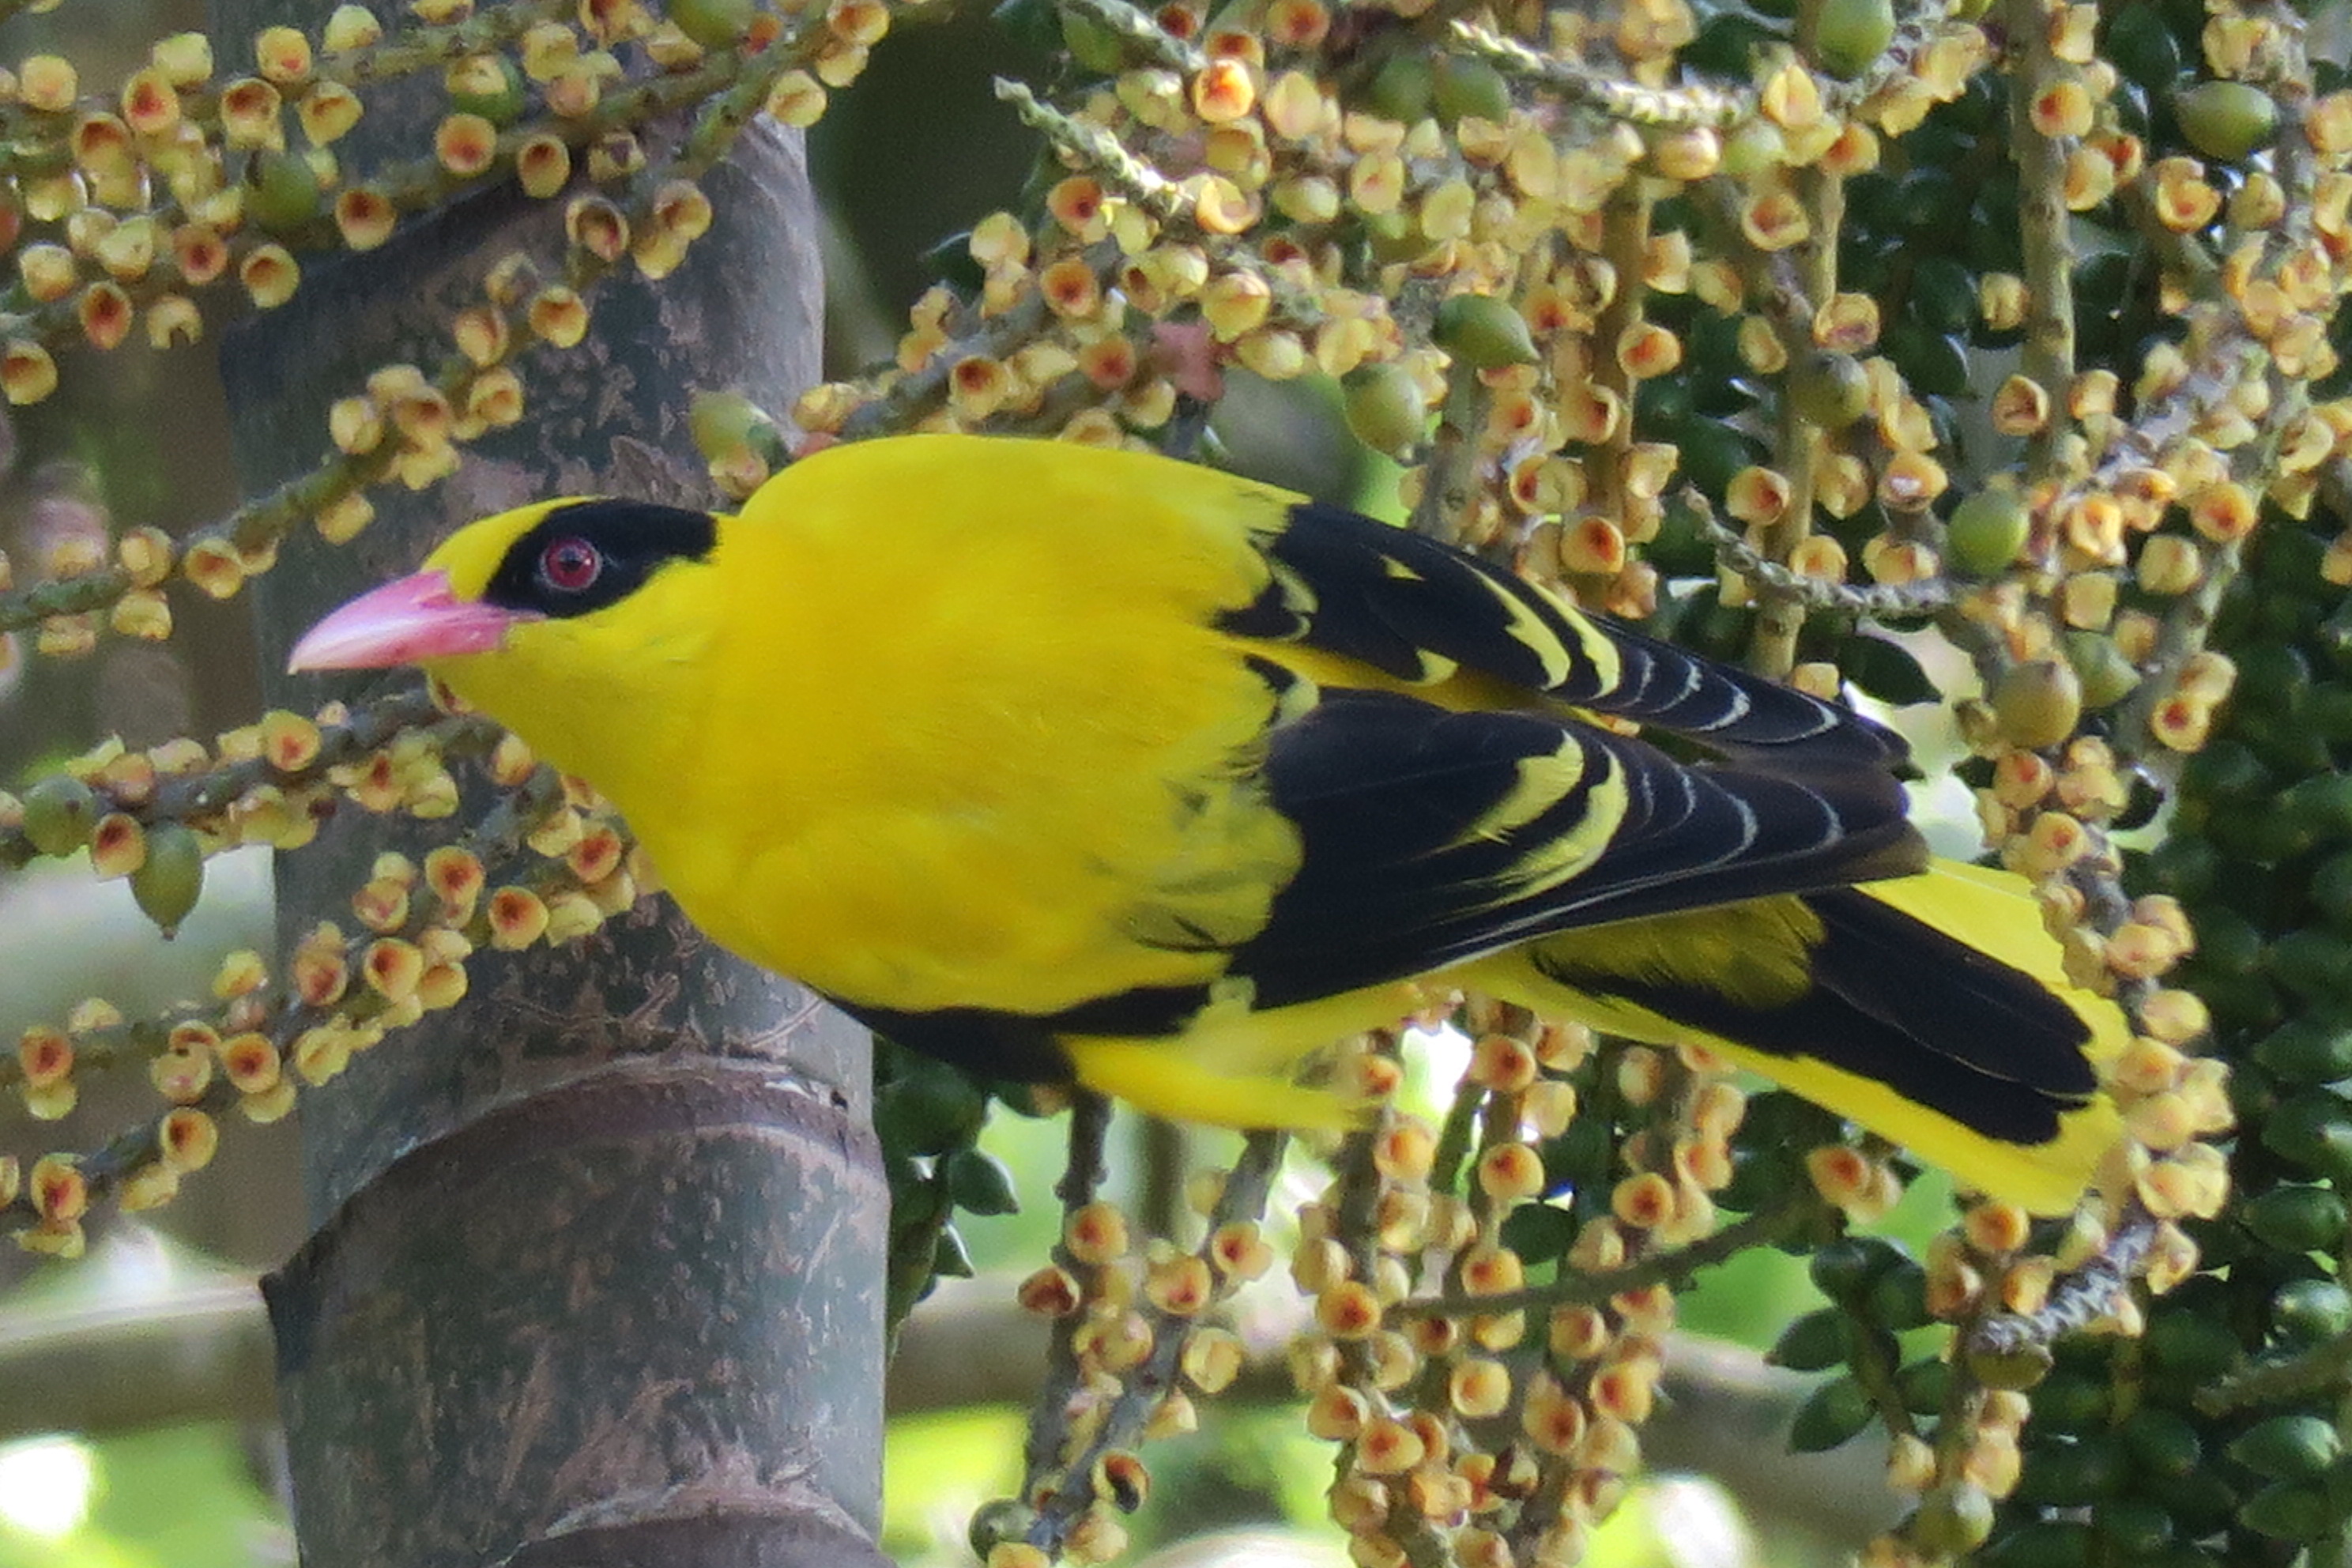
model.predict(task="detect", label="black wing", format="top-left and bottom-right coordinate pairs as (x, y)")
top-left (1219, 683), bottom-right (1924, 1012)
top-left (1222, 499), bottom-right (1906, 771)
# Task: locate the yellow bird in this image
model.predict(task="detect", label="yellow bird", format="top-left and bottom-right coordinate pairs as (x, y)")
top-left (291, 433), bottom-right (2124, 1214)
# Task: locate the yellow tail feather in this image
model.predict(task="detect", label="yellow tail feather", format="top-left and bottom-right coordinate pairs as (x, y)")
top-left (1460, 861), bottom-right (2128, 1216)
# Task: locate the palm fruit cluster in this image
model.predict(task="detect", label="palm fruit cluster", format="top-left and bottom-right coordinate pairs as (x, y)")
top-left (2078, 515), bottom-right (2352, 1568)
top-left (0, 0), bottom-right (2346, 1562)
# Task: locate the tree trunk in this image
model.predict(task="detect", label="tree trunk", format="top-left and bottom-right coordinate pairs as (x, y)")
top-left (209, 9), bottom-right (889, 1562)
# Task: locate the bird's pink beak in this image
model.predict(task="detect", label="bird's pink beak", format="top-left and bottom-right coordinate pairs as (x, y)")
top-left (288, 571), bottom-right (540, 671)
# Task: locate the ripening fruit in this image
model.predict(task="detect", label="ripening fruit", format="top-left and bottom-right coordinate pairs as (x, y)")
top-left (247, 149), bottom-right (322, 232)
top-left (688, 390), bottom-right (785, 464)
top-left (1994, 660), bottom-right (2083, 749)
top-left (1907, 1482), bottom-right (1995, 1555)
top-left (20, 775), bottom-right (100, 857)
top-left (1946, 489), bottom-right (2031, 575)
top-left (1357, 52), bottom-right (1433, 123)
top-left (447, 54), bottom-right (526, 125)
top-left (1811, 0), bottom-right (1895, 79)
top-left (1361, 209), bottom-right (1426, 266)
top-left (2174, 81), bottom-right (2278, 162)
top-left (1431, 55), bottom-right (1510, 126)
top-left (669, 0), bottom-right (756, 47)
top-left (130, 821), bottom-right (205, 936)
top-left (1434, 294), bottom-right (1538, 368)
top-left (968, 1498), bottom-right (1041, 1562)
top-left (1340, 362), bottom-right (1428, 454)
top-left (1966, 1340), bottom-right (2053, 1392)
top-left (1787, 350), bottom-right (1870, 428)
top-left (1058, 10), bottom-right (1125, 73)
top-left (2063, 631), bottom-right (2141, 710)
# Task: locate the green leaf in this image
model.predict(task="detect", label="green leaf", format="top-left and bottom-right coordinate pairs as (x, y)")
top-left (1839, 635), bottom-right (1940, 706)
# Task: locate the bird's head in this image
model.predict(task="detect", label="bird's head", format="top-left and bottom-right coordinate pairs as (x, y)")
top-left (289, 496), bottom-right (726, 783)
top-left (289, 497), bottom-right (721, 673)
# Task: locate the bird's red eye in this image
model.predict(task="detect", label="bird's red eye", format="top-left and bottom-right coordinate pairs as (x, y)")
top-left (539, 537), bottom-right (601, 592)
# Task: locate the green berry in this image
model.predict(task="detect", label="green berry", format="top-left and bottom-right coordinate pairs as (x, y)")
top-left (19, 775), bottom-right (99, 858)
top-left (669, 0), bottom-right (756, 48)
top-left (1811, 0), bottom-right (1895, 78)
top-left (247, 149), bottom-right (323, 232)
top-left (2243, 1184), bottom-right (2349, 1252)
top-left (2120, 1406), bottom-right (2203, 1479)
top-left (2269, 929), bottom-right (2352, 1005)
top-left (1766, 1307), bottom-right (1846, 1371)
top-left (1430, 55), bottom-right (1511, 126)
top-left (1496, 1200), bottom-right (1575, 1256)
top-left (931, 1223), bottom-right (974, 1278)
top-left (1896, 1355), bottom-right (1951, 1415)
top-left (2174, 81), bottom-right (2279, 162)
top-left (688, 390), bottom-right (784, 466)
top-left (2161, 1470), bottom-right (2242, 1537)
top-left (1360, 209), bottom-right (1427, 266)
top-left (1682, 13), bottom-right (1776, 75)
top-left (1862, 1256), bottom-right (1932, 1330)
top-left (447, 54), bottom-right (526, 125)
top-left (2088, 1498), bottom-right (2173, 1558)
top-left (2229, 1414), bottom-right (2340, 1482)
top-left (2015, 1434), bottom-right (2124, 1506)
top-left (2230, 1175), bottom-right (2343, 1250)
top-left (2105, 4), bottom-right (2183, 93)
top-left (1993, 659), bottom-right (2082, 749)
top-left (1362, 53), bottom-right (1434, 123)
top-left (2271, 1278), bottom-right (2352, 1344)
top-left (2063, 631), bottom-right (2142, 710)
top-left (1968, 1340), bottom-right (2053, 1391)
top-left (1433, 294), bottom-right (1538, 369)
top-left (2286, 774), bottom-right (2352, 842)
top-left (2179, 738), bottom-right (2269, 802)
top-left (129, 822), bottom-right (204, 937)
top-left (1909, 254), bottom-right (1978, 335)
top-left (968, 1498), bottom-right (1039, 1562)
top-left (1059, 9), bottom-right (1126, 74)
top-left (2137, 833), bottom-right (2220, 901)
top-left (944, 1148), bottom-right (1019, 1216)
top-left (1340, 362), bottom-right (1429, 456)
top-left (1910, 1483), bottom-right (1995, 1556)
top-left (2237, 1479), bottom-right (2334, 1541)
top-left (1787, 1374), bottom-right (1873, 1453)
top-left (873, 1063), bottom-right (986, 1156)
top-left (2142, 1308), bottom-right (2242, 1381)
top-left (2263, 1091), bottom-right (2352, 1183)
top-left (1808, 1235), bottom-right (1901, 1302)
top-left (2030, 1370), bottom-right (2109, 1430)
top-left (1787, 350), bottom-right (1871, 428)
top-left (1980, 1521), bottom-right (2091, 1568)
top-left (1947, 489), bottom-right (2032, 576)
top-left (2234, 641), bottom-right (2312, 718)
top-left (2252, 1016), bottom-right (2352, 1083)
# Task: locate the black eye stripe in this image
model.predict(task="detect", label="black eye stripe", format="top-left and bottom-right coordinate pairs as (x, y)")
top-left (482, 500), bottom-right (717, 619)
